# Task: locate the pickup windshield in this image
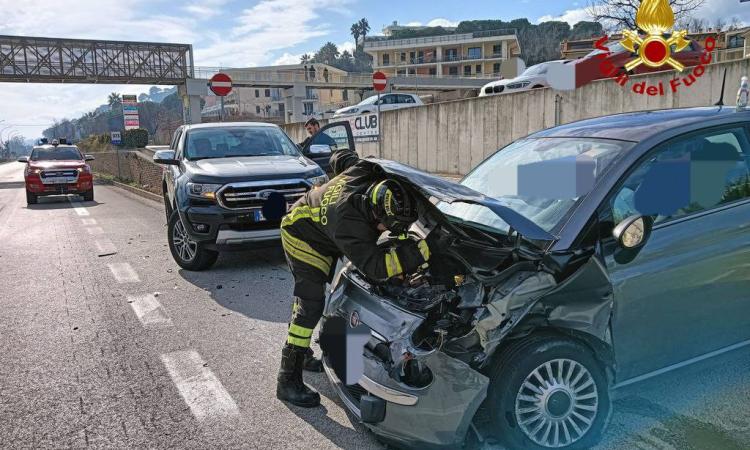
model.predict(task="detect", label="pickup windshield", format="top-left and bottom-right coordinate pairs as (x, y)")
top-left (185, 126), bottom-right (300, 160)
top-left (30, 147), bottom-right (82, 161)
top-left (440, 137), bottom-right (634, 234)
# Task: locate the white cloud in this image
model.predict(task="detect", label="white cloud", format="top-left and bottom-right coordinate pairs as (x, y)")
top-left (427, 18), bottom-right (459, 28)
top-left (183, 0), bottom-right (230, 19)
top-left (537, 7), bottom-right (593, 25)
top-left (272, 52), bottom-right (311, 66)
top-left (691, 0), bottom-right (750, 26)
top-left (338, 40), bottom-right (356, 54)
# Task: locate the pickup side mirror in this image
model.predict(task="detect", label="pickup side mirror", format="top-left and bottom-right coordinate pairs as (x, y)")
top-left (613, 214), bottom-right (653, 249)
top-left (17, 156), bottom-right (29, 163)
top-left (153, 149), bottom-right (179, 165)
top-left (84, 154), bottom-right (95, 161)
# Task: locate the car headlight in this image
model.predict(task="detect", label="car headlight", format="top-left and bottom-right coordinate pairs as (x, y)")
top-left (507, 81), bottom-right (531, 89)
top-left (307, 174), bottom-right (329, 187)
top-left (187, 182), bottom-right (222, 200)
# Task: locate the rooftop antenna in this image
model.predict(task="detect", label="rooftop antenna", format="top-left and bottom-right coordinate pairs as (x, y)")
top-left (715, 68), bottom-right (727, 107)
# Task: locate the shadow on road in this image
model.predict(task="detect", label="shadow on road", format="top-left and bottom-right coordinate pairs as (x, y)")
top-left (0, 181), bottom-right (25, 189)
top-left (178, 246), bottom-right (293, 323)
top-left (27, 196), bottom-right (102, 210)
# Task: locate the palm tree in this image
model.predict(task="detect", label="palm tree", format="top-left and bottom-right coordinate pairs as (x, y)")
top-left (300, 54), bottom-right (312, 64)
top-left (350, 22), bottom-right (362, 50)
top-left (107, 92), bottom-right (121, 107)
top-left (358, 18), bottom-right (371, 44)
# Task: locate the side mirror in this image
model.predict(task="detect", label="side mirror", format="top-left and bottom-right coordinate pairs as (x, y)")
top-left (613, 215), bottom-right (653, 249)
top-left (17, 156), bottom-right (29, 163)
top-left (308, 144), bottom-right (332, 155)
top-left (153, 149), bottom-right (179, 165)
top-left (84, 154), bottom-right (95, 161)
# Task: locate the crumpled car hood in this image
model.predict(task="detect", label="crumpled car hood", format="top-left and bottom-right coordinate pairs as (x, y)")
top-left (366, 158), bottom-right (556, 242)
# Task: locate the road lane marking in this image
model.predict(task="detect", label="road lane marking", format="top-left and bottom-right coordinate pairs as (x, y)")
top-left (128, 294), bottom-right (172, 327)
top-left (81, 218), bottom-right (97, 226)
top-left (94, 239), bottom-right (117, 256)
top-left (107, 263), bottom-right (140, 283)
top-left (161, 350), bottom-right (239, 420)
top-left (70, 201), bottom-right (89, 216)
top-left (86, 226), bottom-right (105, 235)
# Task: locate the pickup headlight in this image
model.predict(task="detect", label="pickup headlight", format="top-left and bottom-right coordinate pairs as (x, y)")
top-left (307, 174), bottom-right (329, 187)
top-left (187, 182), bottom-right (222, 200)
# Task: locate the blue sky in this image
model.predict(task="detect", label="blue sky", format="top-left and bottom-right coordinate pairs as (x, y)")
top-left (0, 0), bottom-right (746, 138)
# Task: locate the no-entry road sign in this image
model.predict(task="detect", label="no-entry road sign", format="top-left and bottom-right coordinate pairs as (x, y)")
top-left (209, 73), bottom-right (233, 96)
top-left (372, 71), bottom-right (387, 92)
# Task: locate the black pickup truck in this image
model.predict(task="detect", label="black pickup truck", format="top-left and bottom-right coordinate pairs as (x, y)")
top-left (154, 121), bottom-right (354, 270)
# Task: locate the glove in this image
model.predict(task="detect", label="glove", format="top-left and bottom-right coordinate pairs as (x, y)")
top-left (417, 239), bottom-right (430, 263)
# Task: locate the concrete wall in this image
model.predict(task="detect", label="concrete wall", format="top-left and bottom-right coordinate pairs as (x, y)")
top-left (88, 151), bottom-right (164, 195)
top-left (284, 58), bottom-right (749, 176)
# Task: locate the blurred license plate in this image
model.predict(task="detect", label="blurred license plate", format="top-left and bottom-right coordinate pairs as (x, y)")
top-left (254, 210), bottom-right (265, 222)
top-left (48, 177), bottom-right (70, 184)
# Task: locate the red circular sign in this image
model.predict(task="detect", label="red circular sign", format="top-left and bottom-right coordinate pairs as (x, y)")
top-left (209, 73), bottom-right (233, 96)
top-left (372, 71), bottom-right (387, 92)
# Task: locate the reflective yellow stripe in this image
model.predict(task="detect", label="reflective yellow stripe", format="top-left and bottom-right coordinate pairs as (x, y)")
top-left (287, 335), bottom-right (311, 347)
top-left (281, 205), bottom-right (321, 228)
top-left (281, 230), bottom-right (332, 274)
top-left (289, 323), bottom-right (314, 338)
top-left (371, 180), bottom-right (387, 205)
top-left (384, 249), bottom-right (403, 278)
top-left (418, 239), bottom-right (430, 261)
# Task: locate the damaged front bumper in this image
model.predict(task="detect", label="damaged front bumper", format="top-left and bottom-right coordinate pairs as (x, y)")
top-left (321, 269), bottom-right (489, 450)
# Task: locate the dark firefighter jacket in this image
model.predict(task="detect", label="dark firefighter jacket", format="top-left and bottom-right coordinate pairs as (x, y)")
top-left (281, 152), bottom-right (425, 281)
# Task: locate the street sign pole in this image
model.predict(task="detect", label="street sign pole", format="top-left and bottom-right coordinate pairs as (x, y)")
top-left (377, 91), bottom-right (381, 157)
top-left (220, 96), bottom-right (225, 121)
top-left (372, 71), bottom-right (388, 158)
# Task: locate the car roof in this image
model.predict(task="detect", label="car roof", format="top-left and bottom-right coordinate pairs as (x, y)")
top-left (32, 144), bottom-right (80, 150)
top-left (530, 107), bottom-right (750, 142)
top-left (181, 122), bottom-right (280, 131)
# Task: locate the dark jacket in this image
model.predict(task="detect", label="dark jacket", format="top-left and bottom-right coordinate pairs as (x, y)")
top-left (281, 156), bottom-right (425, 281)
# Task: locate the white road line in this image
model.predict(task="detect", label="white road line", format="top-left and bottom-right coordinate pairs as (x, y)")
top-left (70, 201), bottom-right (89, 216)
top-left (86, 226), bottom-right (105, 235)
top-left (128, 294), bottom-right (172, 326)
top-left (94, 239), bottom-right (117, 256)
top-left (81, 218), bottom-right (97, 226)
top-left (161, 350), bottom-right (239, 420)
top-left (107, 263), bottom-right (140, 283)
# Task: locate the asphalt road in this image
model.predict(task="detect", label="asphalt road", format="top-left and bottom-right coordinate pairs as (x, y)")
top-left (1, 160), bottom-right (749, 450)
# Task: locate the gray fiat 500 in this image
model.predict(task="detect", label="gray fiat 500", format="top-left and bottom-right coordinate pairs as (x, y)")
top-left (319, 107), bottom-right (750, 450)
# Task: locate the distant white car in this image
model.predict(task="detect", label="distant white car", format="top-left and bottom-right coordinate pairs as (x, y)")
top-left (333, 93), bottom-right (423, 118)
top-left (479, 60), bottom-right (566, 97)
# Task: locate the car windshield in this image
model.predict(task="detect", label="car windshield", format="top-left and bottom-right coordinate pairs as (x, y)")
top-left (358, 96), bottom-right (379, 106)
top-left (522, 64), bottom-right (549, 76)
top-left (30, 147), bottom-right (82, 161)
top-left (439, 137), bottom-right (634, 234)
top-left (185, 126), bottom-right (300, 160)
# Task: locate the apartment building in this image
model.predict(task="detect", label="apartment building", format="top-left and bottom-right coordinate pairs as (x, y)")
top-left (364, 28), bottom-right (522, 79)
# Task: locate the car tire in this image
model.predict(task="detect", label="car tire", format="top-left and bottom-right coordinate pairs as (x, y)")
top-left (487, 333), bottom-right (611, 450)
top-left (167, 210), bottom-right (218, 271)
top-left (82, 189), bottom-right (94, 202)
top-left (26, 190), bottom-right (38, 205)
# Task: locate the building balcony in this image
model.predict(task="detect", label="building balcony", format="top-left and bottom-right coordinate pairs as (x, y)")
top-left (364, 28), bottom-right (517, 51)
top-left (376, 52), bottom-right (505, 68)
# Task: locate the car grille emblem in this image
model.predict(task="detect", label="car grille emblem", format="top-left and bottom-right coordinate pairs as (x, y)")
top-left (257, 189), bottom-right (275, 200)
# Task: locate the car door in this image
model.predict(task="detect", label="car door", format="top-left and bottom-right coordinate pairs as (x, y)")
top-left (165, 128), bottom-right (183, 204)
top-left (601, 125), bottom-right (750, 381)
top-left (302, 121), bottom-right (356, 174)
top-left (378, 94), bottom-right (398, 112)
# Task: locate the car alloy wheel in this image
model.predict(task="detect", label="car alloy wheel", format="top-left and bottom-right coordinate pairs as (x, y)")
top-left (514, 358), bottom-right (598, 448)
top-left (172, 217), bottom-right (198, 262)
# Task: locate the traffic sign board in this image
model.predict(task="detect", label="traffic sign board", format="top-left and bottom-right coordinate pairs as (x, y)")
top-left (209, 73), bottom-right (233, 96)
top-left (372, 71), bottom-right (387, 92)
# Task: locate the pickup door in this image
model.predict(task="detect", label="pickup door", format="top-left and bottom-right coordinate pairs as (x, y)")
top-left (301, 121), bottom-right (356, 174)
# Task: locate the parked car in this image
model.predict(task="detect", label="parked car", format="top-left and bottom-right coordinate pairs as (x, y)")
top-left (18, 141), bottom-right (95, 205)
top-left (153, 122), bottom-right (353, 270)
top-left (333, 93), bottom-right (423, 118)
top-left (479, 60), bottom-right (566, 97)
top-left (319, 106), bottom-right (750, 449)
top-left (571, 40), bottom-right (704, 87)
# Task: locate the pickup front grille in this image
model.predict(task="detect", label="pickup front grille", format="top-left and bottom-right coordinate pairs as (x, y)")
top-left (217, 181), bottom-right (308, 210)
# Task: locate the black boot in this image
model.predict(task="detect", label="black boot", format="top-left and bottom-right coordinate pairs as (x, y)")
top-left (303, 348), bottom-right (324, 372)
top-left (277, 345), bottom-right (321, 408)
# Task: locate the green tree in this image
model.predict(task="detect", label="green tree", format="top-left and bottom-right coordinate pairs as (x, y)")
top-left (351, 22), bottom-right (362, 50)
top-left (300, 53), bottom-right (312, 64)
top-left (358, 18), bottom-right (370, 43)
top-left (107, 92), bottom-right (121, 107)
top-left (314, 42), bottom-right (340, 65)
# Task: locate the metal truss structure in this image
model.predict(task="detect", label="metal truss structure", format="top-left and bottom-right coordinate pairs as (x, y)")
top-left (0, 35), bottom-right (193, 85)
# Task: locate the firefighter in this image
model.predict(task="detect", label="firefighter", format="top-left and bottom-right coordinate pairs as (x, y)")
top-left (276, 152), bottom-right (430, 407)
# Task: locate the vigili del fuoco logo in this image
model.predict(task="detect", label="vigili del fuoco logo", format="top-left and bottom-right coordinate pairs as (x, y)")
top-left (594, 0), bottom-right (716, 96)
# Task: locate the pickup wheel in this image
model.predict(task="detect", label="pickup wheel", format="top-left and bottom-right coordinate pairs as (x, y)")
top-left (26, 190), bottom-right (38, 205)
top-left (82, 189), bottom-right (94, 202)
top-left (487, 334), bottom-right (611, 450)
top-left (167, 210), bottom-right (218, 271)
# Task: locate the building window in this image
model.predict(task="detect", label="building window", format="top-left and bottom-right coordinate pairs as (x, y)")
top-left (464, 65), bottom-right (472, 76)
top-left (400, 52), bottom-right (406, 62)
top-left (410, 51), bottom-right (416, 63)
top-left (417, 50), bottom-right (424, 63)
top-left (265, 89), bottom-right (271, 97)
top-left (303, 103), bottom-right (313, 115)
top-left (256, 105), bottom-right (261, 114)
top-left (445, 48), bottom-right (458, 61)
top-left (468, 47), bottom-right (482, 59)
top-left (728, 35), bottom-right (745, 49)
top-left (493, 63), bottom-right (501, 75)
top-left (429, 67), bottom-right (437, 76)
top-left (382, 53), bottom-right (390, 65)
top-left (397, 69), bottom-right (406, 75)
top-left (448, 66), bottom-right (458, 76)
top-left (492, 44), bottom-right (503, 56)
top-left (476, 64), bottom-right (482, 74)
top-left (255, 89), bottom-right (260, 98)
top-left (343, 90), bottom-right (348, 101)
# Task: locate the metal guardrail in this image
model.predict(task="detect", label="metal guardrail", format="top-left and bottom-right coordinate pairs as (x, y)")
top-left (379, 53), bottom-right (505, 67)
top-left (364, 28), bottom-right (516, 49)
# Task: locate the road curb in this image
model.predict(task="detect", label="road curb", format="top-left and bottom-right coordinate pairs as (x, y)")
top-left (97, 177), bottom-right (162, 203)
